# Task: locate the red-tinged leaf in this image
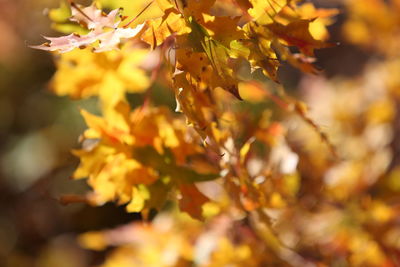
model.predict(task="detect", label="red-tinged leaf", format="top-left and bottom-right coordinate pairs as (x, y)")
top-left (267, 19), bottom-right (334, 56)
top-left (70, 2), bottom-right (120, 31)
top-left (30, 33), bottom-right (96, 53)
top-left (178, 183), bottom-right (209, 220)
top-left (31, 23), bottom-right (145, 53)
top-left (31, 4), bottom-right (145, 53)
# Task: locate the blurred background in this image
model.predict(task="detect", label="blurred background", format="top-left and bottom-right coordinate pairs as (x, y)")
top-left (0, 1), bottom-right (143, 266)
top-left (0, 0), bottom-right (391, 266)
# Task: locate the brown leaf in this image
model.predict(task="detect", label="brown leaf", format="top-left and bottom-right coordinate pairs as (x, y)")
top-left (178, 184), bottom-right (209, 220)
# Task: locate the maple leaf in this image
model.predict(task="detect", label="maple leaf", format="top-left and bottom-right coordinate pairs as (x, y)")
top-left (73, 103), bottom-right (219, 215)
top-left (31, 4), bottom-right (145, 53)
top-left (178, 184), bottom-right (210, 219)
top-left (31, 24), bottom-right (144, 53)
top-left (296, 3), bottom-right (338, 41)
top-left (241, 2), bottom-right (337, 75)
top-left (51, 45), bottom-right (151, 114)
top-left (248, 0), bottom-right (289, 24)
top-left (141, 10), bottom-right (191, 49)
top-left (31, 0), bottom-right (400, 266)
top-left (172, 16), bottom-right (244, 99)
top-left (240, 23), bottom-right (280, 80)
top-left (267, 19), bottom-right (333, 57)
top-left (69, 2), bottom-right (120, 31)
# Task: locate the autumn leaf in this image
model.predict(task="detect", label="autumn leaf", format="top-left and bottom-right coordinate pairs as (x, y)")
top-left (141, 10), bottom-right (191, 48)
top-left (178, 184), bottom-right (210, 219)
top-left (27, 0), bottom-right (400, 266)
top-left (31, 3), bottom-right (145, 53)
top-left (51, 45), bottom-right (150, 100)
top-left (266, 18), bottom-right (334, 57)
top-left (70, 2), bottom-right (120, 31)
top-left (132, 146), bottom-right (219, 183)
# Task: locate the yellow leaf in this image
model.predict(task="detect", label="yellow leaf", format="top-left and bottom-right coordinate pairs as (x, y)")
top-left (141, 11), bottom-right (191, 48)
top-left (126, 185), bottom-right (150, 212)
top-left (52, 46), bottom-right (150, 105)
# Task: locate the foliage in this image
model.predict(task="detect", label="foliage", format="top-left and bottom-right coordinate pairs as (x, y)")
top-left (31, 0), bottom-right (400, 266)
